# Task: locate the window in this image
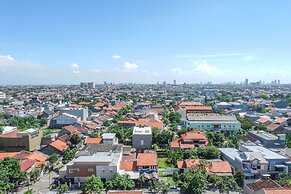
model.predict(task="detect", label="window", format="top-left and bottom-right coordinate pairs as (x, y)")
top-left (110, 169), bottom-right (113, 173)
top-left (102, 169), bottom-right (105, 173)
top-left (69, 169), bottom-right (79, 173)
top-left (141, 140), bottom-right (144, 145)
top-left (88, 168), bottom-right (94, 172)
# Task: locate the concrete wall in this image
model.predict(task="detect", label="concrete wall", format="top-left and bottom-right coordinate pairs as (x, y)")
top-left (132, 134), bottom-right (152, 150)
top-left (0, 130), bottom-right (43, 152)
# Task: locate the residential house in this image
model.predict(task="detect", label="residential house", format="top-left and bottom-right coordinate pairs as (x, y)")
top-left (273, 117), bottom-right (288, 127)
top-left (59, 144), bottom-right (123, 183)
top-left (102, 133), bottom-right (118, 145)
top-left (85, 137), bottom-right (103, 145)
top-left (243, 178), bottom-right (291, 194)
top-left (49, 113), bottom-right (80, 128)
top-left (177, 159), bottom-right (232, 176)
top-left (257, 117), bottom-right (272, 125)
top-left (247, 130), bottom-right (285, 148)
top-left (40, 139), bottom-right (68, 155)
top-left (136, 152), bottom-right (158, 173)
top-left (272, 100), bottom-right (288, 109)
top-left (58, 125), bottom-right (82, 137)
top-left (267, 123), bottom-right (287, 134)
top-left (118, 114), bottom-right (163, 130)
top-left (58, 107), bottom-right (89, 120)
top-left (170, 130), bottom-right (208, 149)
top-left (132, 126), bottom-right (152, 150)
top-left (219, 142), bottom-right (291, 182)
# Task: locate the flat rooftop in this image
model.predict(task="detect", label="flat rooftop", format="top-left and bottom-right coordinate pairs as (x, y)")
top-left (249, 130), bottom-right (278, 140)
top-left (187, 113), bottom-right (239, 122)
top-left (133, 126), bottom-right (152, 135)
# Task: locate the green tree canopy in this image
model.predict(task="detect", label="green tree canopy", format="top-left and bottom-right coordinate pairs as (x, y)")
top-left (178, 170), bottom-right (207, 194)
top-left (83, 175), bottom-right (104, 194)
top-left (106, 173), bottom-right (135, 190)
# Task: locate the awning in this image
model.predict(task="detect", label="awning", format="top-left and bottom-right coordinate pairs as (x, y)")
top-left (274, 164), bottom-right (286, 168)
top-left (244, 172), bottom-right (254, 176)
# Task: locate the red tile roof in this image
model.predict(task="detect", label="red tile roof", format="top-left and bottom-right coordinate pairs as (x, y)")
top-left (264, 188), bottom-right (291, 194)
top-left (79, 102), bottom-right (91, 105)
top-left (49, 140), bottom-right (68, 152)
top-left (137, 152), bottom-right (157, 167)
top-left (120, 160), bottom-right (138, 171)
top-left (0, 152), bottom-right (18, 160)
top-left (179, 102), bottom-right (203, 106)
top-left (171, 131), bottom-right (208, 148)
top-left (181, 130), bottom-right (208, 141)
top-left (0, 130), bottom-right (19, 138)
top-left (247, 179), bottom-right (281, 192)
top-left (58, 134), bottom-right (70, 142)
top-left (206, 161), bottom-right (232, 174)
top-left (85, 137), bottom-right (103, 144)
top-left (184, 106), bottom-right (213, 112)
top-left (20, 159), bottom-right (37, 171)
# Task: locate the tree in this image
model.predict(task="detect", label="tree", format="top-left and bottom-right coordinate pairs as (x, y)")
top-left (196, 146), bottom-right (221, 159)
top-left (205, 131), bottom-right (226, 147)
top-left (277, 173), bottom-right (291, 186)
top-left (149, 179), bottom-right (169, 194)
top-left (24, 189), bottom-right (34, 194)
top-left (234, 171), bottom-right (245, 188)
top-left (216, 176), bottom-right (241, 193)
top-left (287, 134), bottom-right (291, 148)
top-left (178, 170), bottom-right (207, 194)
top-left (0, 157), bottom-right (26, 193)
top-left (70, 134), bottom-right (81, 145)
top-left (106, 173), bottom-right (135, 190)
top-left (48, 153), bottom-right (58, 164)
top-left (30, 169), bottom-right (40, 182)
top-left (57, 184), bottom-right (69, 194)
top-left (62, 148), bottom-right (77, 164)
top-left (152, 128), bottom-right (173, 148)
top-left (168, 112), bottom-right (181, 124)
top-left (109, 126), bottom-right (133, 143)
top-left (83, 175), bottom-right (104, 194)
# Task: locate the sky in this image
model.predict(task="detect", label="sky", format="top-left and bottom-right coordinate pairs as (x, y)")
top-left (1, 0), bottom-right (291, 85)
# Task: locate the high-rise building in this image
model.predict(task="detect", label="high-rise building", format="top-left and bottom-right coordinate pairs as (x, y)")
top-left (245, 79), bottom-right (249, 85)
top-left (173, 80), bottom-right (177, 85)
top-left (278, 80), bottom-right (281, 85)
top-left (80, 82), bottom-right (95, 88)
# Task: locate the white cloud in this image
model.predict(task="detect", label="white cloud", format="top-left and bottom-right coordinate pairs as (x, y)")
top-left (112, 55), bottom-right (121, 60)
top-left (171, 67), bottom-right (183, 74)
top-left (177, 53), bottom-right (243, 59)
top-left (194, 61), bottom-right (218, 74)
top-left (123, 61), bottom-right (138, 71)
top-left (71, 63), bottom-right (80, 74)
top-left (0, 55), bottom-right (15, 62)
top-left (244, 55), bottom-right (255, 62)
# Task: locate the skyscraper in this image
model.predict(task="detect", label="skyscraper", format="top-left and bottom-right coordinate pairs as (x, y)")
top-left (173, 80), bottom-right (177, 85)
top-left (245, 79), bottom-right (249, 85)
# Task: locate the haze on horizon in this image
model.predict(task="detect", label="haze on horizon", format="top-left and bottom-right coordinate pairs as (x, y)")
top-left (1, 0), bottom-right (291, 85)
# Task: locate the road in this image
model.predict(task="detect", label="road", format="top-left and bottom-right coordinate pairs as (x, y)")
top-left (17, 171), bottom-right (58, 194)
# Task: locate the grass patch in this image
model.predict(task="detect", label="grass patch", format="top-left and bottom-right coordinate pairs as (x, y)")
top-left (166, 177), bottom-right (176, 185)
top-left (42, 128), bottom-right (60, 136)
top-left (158, 158), bottom-right (174, 168)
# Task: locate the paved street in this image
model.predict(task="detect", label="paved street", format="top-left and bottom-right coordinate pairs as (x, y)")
top-left (17, 171), bottom-right (58, 194)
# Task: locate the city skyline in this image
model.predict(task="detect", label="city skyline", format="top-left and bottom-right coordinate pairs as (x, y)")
top-left (1, 0), bottom-right (291, 85)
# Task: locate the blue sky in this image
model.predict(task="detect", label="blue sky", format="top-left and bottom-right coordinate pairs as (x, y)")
top-left (1, 0), bottom-right (291, 85)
